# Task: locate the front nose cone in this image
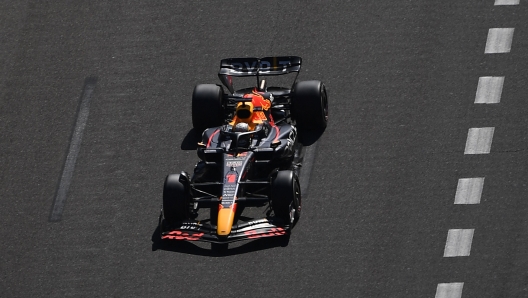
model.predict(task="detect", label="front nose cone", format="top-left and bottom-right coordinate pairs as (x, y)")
top-left (217, 204), bottom-right (237, 236)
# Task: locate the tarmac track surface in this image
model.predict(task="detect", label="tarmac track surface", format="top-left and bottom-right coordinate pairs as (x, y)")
top-left (1, 1), bottom-right (528, 297)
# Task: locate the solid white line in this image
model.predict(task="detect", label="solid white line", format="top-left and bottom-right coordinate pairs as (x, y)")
top-left (494, 0), bottom-right (520, 5)
top-left (455, 178), bottom-right (485, 204)
top-left (464, 127), bottom-right (495, 154)
top-left (485, 28), bottom-right (514, 53)
top-left (435, 283), bottom-right (464, 298)
top-left (444, 229), bottom-right (475, 257)
top-left (49, 77), bottom-right (97, 222)
top-left (475, 76), bottom-right (504, 104)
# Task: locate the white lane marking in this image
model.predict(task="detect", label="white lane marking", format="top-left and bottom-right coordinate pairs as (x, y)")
top-left (464, 127), bottom-right (495, 154)
top-left (49, 77), bottom-right (97, 222)
top-left (455, 178), bottom-right (485, 204)
top-left (444, 229), bottom-right (475, 257)
top-left (435, 283), bottom-right (464, 298)
top-left (475, 76), bottom-right (504, 104)
top-left (485, 28), bottom-right (515, 53)
top-left (495, 0), bottom-right (520, 5)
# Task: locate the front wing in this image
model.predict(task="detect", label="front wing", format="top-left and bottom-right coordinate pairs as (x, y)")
top-left (160, 217), bottom-right (289, 244)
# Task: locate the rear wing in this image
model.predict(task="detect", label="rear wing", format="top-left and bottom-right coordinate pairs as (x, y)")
top-left (218, 56), bottom-right (302, 93)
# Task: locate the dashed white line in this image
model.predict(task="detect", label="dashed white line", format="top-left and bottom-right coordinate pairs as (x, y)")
top-left (494, 0), bottom-right (520, 5)
top-left (435, 283), bottom-right (464, 298)
top-left (444, 229), bottom-right (475, 257)
top-left (485, 28), bottom-right (515, 53)
top-left (464, 127), bottom-right (495, 154)
top-left (437, 3), bottom-right (518, 297)
top-left (475, 76), bottom-right (504, 104)
top-left (454, 178), bottom-right (484, 204)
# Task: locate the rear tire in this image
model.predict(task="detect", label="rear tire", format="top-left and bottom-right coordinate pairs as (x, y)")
top-left (192, 84), bottom-right (224, 133)
top-left (162, 174), bottom-right (191, 222)
top-left (271, 170), bottom-right (301, 225)
top-left (291, 80), bottom-right (328, 130)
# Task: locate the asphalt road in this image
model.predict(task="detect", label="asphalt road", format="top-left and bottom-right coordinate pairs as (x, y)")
top-left (1, 1), bottom-right (528, 297)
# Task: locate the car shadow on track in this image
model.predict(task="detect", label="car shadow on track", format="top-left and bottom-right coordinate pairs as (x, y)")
top-left (180, 128), bottom-right (202, 150)
top-left (151, 225), bottom-right (290, 257)
top-left (299, 128), bottom-right (326, 146)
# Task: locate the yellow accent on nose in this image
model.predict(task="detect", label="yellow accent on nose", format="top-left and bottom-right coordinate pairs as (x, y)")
top-left (217, 205), bottom-right (237, 236)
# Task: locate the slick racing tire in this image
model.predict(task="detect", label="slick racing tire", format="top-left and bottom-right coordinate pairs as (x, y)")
top-left (271, 170), bottom-right (301, 225)
top-left (291, 80), bottom-right (328, 130)
top-left (162, 174), bottom-right (191, 222)
top-left (192, 84), bottom-right (224, 133)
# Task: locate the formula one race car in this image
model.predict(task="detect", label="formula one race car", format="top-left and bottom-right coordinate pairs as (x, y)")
top-left (159, 56), bottom-right (328, 250)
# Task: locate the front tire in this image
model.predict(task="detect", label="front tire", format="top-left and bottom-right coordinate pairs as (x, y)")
top-left (271, 170), bottom-right (301, 225)
top-left (162, 174), bottom-right (191, 222)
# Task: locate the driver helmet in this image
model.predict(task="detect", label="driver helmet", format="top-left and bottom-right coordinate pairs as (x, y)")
top-left (233, 122), bottom-right (249, 132)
